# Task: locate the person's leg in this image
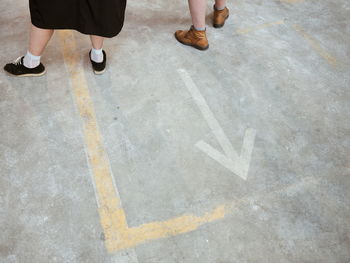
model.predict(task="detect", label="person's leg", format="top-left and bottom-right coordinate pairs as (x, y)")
top-left (28, 24), bottom-right (54, 56)
top-left (24, 24), bottom-right (54, 68)
top-left (90, 35), bottom-right (104, 50)
top-left (174, 0), bottom-right (209, 50)
top-left (90, 35), bottom-right (104, 63)
top-left (188, 0), bottom-right (228, 29)
top-left (4, 24), bottom-right (52, 76)
top-left (188, 0), bottom-right (207, 30)
top-left (89, 35), bottom-right (106, 74)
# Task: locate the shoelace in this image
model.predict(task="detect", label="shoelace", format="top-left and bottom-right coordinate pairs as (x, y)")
top-left (13, 57), bottom-right (23, 66)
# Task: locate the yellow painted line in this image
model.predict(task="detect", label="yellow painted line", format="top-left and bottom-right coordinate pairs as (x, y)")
top-left (58, 30), bottom-right (226, 253)
top-left (293, 24), bottom-right (337, 66)
top-left (111, 205), bottom-right (226, 251)
top-left (236, 20), bottom-right (284, 35)
top-left (57, 30), bottom-right (129, 251)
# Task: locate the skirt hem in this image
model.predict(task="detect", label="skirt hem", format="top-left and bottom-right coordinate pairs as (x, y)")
top-left (31, 21), bottom-right (123, 38)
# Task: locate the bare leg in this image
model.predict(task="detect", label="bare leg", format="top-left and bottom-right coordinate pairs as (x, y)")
top-left (188, 0), bottom-right (207, 29)
top-left (90, 35), bottom-right (104, 50)
top-left (28, 24), bottom-right (54, 56)
top-left (89, 35), bottom-right (105, 63)
top-left (215, 0), bottom-right (227, 9)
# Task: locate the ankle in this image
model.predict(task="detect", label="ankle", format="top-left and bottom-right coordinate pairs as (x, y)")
top-left (214, 5), bottom-right (226, 11)
top-left (23, 51), bottom-right (41, 69)
top-left (90, 48), bottom-right (104, 63)
top-left (92, 47), bottom-right (103, 54)
top-left (193, 25), bottom-right (206, 31)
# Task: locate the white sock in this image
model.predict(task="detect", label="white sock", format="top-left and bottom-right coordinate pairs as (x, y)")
top-left (215, 5), bottom-right (226, 11)
top-left (194, 26), bottom-right (206, 31)
top-left (91, 48), bottom-right (103, 63)
top-left (23, 51), bottom-right (41, 68)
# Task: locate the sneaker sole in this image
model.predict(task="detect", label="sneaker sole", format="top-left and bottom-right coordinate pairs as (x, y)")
top-left (174, 33), bottom-right (209, 51)
top-left (5, 70), bottom-right (46, 77)
top-left (93, 69), bottom-right (106, 75)
top-left (213, 14), bottom-right (229, 28)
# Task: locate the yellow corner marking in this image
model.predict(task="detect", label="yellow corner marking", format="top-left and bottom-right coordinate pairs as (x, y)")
top-left (109, 205), bottom-right (226, 251)
top-left (236, 20), bottom-right (284, 35)
top-left (293, 24), bottom-right (337, 66)
top-left (58, 30), bottom-right (225, 253)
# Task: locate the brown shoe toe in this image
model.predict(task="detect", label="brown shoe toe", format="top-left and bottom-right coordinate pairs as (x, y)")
top-left (175, 30), bottom-right (186, 41)
top-left (175, 26), bottom-right (209, 51)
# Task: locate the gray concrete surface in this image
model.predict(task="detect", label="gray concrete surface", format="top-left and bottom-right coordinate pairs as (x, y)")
top-left (1, 0), bottom-right (350, 262)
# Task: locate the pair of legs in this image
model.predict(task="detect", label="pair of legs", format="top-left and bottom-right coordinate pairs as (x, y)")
top-left (189, 0), bottom-right (227, 29)
top-left (4, 24), bottom-right (107, 76)
top-left (29, 24), bottom-right (104, 56)
top-left (28, 0), bottom-right (228, 58)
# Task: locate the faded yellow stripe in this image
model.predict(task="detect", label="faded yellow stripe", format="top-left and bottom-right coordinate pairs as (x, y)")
top-left (58, 31), bottom-right (129, 252)
top-left (236, 20), bottom-right (284, 35)
top-left (58, 30), bottom-right (225, 253)
top-left (293, 24), bottom-right (337, 66)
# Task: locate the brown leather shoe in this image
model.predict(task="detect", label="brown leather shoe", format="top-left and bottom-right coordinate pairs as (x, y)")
top-left (213, 6), bottom-right (229, 28)
top-left (175, 26), bottom-right (209, 51)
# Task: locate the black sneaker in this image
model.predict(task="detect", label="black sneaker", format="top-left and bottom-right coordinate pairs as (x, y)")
top-left (89, 50), bottom-right (106, 75)
top-left (4, 57), bottom-right (46, 77)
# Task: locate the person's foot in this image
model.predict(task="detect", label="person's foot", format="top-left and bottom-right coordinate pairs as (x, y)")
top-left (213, 6), bottom-right (229, 28)
top-left (175, 26), bottom-right (209, 51)
top-left (89, 50), bottom-right (106, 75)
top-left (4, 57), bottom-right (46, 77)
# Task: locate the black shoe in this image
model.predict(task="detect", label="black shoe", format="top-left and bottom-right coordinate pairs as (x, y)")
top-left (89, 50), bottom-right (106, 75)
top-left (4, 57), bottom-right (46, 77)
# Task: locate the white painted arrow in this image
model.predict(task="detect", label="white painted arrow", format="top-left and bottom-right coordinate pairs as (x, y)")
top-left (178, 69), bottom-right (256, 180)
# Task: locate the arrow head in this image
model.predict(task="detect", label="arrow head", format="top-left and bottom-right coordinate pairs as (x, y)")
top-left (196, 128), bottom-right (256, 180)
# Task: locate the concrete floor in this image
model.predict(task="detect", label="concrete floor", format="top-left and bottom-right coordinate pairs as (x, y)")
top-left (1, 0), bottom-right (350, 262)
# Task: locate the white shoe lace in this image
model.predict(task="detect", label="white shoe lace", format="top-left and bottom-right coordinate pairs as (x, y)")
top-left (13, 57), bottom-right (23, 66)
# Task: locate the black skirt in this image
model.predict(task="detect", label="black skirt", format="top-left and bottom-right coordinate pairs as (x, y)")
top-left (29, 0), bottom-right (127, 38)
